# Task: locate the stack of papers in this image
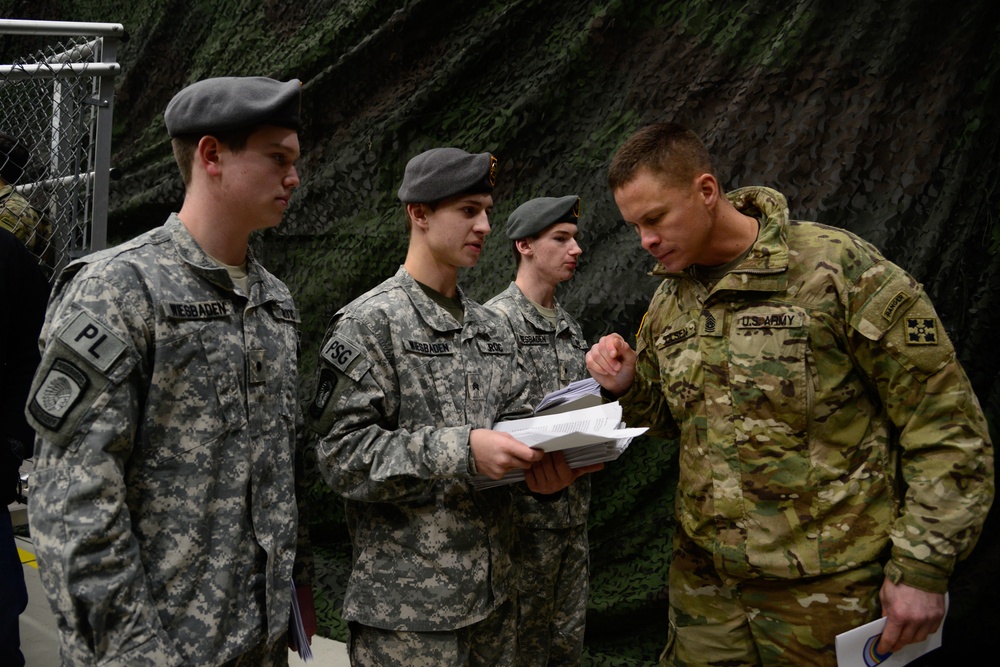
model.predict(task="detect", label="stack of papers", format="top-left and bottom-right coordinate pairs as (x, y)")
top-left (472, 398), bottom-right (646, 489)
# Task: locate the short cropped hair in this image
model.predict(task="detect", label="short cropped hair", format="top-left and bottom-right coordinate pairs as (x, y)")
top-left (607, 122), bottom-right (716, 191)
top-left (0, 131), bottom-right (30, 185)
top-left (171, 127), bottom-right (255, 187)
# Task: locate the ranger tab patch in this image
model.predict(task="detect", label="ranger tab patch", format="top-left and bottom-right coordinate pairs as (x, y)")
top-left (906, 317), bottom-right (939, 345)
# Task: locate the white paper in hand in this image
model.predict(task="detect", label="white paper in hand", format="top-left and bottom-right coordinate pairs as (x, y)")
top-left (834, 594), bottom-right (947, 667)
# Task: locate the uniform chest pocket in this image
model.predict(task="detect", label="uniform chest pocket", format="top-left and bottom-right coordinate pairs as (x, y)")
top-left (728, 306), bottom-right (810, 431)
top-left (144, 326), bottom-right (244, 465)
top-left (653, 317), bottom-right (699, 411)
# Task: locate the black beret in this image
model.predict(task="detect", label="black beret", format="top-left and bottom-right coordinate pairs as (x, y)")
top-left (164, 76), bottom-right (302, 137)
top-left (397, 147), bottom-right (498, 203)
top-left (505, 195), bottom-right (581, 239)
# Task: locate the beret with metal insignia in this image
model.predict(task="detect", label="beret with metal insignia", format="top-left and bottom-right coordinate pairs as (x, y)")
top-left (164, 76), bottom-right (302, 137)
top-left (397, 147), bottom-right (499, 203)
top-left (505, 195), bottom-right (581, 239)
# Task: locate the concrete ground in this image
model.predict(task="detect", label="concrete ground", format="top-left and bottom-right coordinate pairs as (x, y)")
top-left (12, 500), bottom-right (348, 666)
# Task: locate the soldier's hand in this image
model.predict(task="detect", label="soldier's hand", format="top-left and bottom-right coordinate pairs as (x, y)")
top-left (469, 429), bottom-right (544, 480)
top-left (524, 451), bottom-right (603, 495)
top-left (586, 333), bottom-right (636, 397)
top-left (877, 578), bottom-right (945, 654)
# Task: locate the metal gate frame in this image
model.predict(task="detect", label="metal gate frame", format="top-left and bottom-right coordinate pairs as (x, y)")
top-left (1, 18), bottom-right (124, 275)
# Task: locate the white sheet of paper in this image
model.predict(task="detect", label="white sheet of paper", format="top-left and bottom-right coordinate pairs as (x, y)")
top-left (834, 594), bottom-right (947, 667)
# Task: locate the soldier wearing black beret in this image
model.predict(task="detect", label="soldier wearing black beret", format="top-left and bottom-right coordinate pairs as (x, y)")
top-left (487, 195), bottom-right (591, 666)
top-left (27, 76), bottom-right (314, 665)
top-left (310, 153), bottom-right (599, 665)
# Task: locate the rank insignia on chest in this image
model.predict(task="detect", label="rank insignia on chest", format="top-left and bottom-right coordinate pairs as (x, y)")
top-left (467, 373), bottom-right (484, 403)
top-left (700, 309), bottom-right (725, 337)
top-left (906, 317), bottom-right (938, 345)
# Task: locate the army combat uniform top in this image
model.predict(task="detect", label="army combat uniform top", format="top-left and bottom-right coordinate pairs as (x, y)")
top-left (486, 282), bottom-right (591, 665)
top-left (310, 266), bottom-right (532, 632)
top-left (26, 215), bottom-right (300, 666)
top-left (486, 282), bottom-right (590, 529)
top-left (621, 186), bottom-right (993, 592)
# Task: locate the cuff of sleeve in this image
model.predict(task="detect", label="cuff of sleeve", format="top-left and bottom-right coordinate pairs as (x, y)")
top-left (884, 557), bottom-right (949, 594)
top-left (466, 439), bottom-right (478, 476)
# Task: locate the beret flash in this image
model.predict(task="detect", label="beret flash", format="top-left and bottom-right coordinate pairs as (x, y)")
top-left (164, 76), bottom-right (302, 137)
top-left (505, 195), bottom-right (581, 239)
top-left (397, 147), bottom-right (498, 203)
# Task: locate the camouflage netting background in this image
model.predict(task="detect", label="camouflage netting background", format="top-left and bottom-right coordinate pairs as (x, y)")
top-left (3, 0), bottom-right (999, 663)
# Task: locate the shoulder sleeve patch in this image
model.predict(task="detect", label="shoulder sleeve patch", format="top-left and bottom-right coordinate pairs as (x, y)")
top-left (28, 359), bottom-right (89, 430)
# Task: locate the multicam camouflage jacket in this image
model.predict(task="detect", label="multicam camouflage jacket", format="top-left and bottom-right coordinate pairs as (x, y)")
top-left (0, 184), bottom-right (50, 260)
top-left (310, 266), bottom-right (532, 632)
top-left (486, 282), bottom-right (591, 529)
top-left (26, 215), bottom-right (300, 666)
top-left (622, 186), bottom-right (993, 592)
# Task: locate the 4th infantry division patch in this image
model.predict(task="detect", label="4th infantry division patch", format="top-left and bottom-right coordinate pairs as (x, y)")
top-left (906, 318), bottom-right (938, 345)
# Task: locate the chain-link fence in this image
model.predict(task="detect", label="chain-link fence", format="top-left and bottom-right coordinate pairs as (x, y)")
top-left (1, 19), bottom-right (123, 279)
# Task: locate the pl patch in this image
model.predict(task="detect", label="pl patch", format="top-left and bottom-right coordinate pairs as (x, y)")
top-left (29, 359), bottom-right (89, 430)
top-left (58, 311), bottom-right (128, 373)
top-left (906, 318), bottom-right (938, 345)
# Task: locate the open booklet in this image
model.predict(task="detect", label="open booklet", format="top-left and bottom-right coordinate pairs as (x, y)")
top-left (471, 378), bottom-right (647, 489)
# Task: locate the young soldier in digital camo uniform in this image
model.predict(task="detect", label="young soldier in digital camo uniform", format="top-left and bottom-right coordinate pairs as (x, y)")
top-left (485, 195), bottom-right (591, 666)
top-left (26, 77), bottom-right (307, 666)
top-left (586, 122), bottom-right (994, 666)
top-left (309, 148), bottom-right (598, 666)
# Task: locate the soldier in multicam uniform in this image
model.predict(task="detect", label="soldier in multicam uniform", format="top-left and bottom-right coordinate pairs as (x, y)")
top-left (587, 123), bottom-right (994, 667)
top-left (485, 195), bottom-right (592, 666)
top-left (0, 131), bottom-right (52, 268)
top-left (309, 148), bottom-right (597, 666)
top-left (25, 77), bottom-right (310, 666)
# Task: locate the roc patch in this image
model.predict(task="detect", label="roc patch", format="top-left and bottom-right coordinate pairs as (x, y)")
top-left (58, 311), bottom-right (128, 373)
top-left (321, 334), bottom-right (363, 371)
top-left (906, 318), bottom-right (939, 345)
top-left (477, 338), bottom-right (508, 355)
top-left (29, 359), bottom-right (89, 430)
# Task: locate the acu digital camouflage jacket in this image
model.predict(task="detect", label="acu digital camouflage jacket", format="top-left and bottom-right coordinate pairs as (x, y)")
top-left (26, 215), bottom-right (300, 666)
top-left (310, 266), bottom-right (533, 632)
top-left (486, 281), bottom-right (591, 529)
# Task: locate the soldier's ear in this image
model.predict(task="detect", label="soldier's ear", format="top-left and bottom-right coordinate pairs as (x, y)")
top-left (407, 203), bottom-right (431, 230)
top-left (198, 136), bottom-right (223, 177)
top-left (696, 173), bottom-right (720, 209)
